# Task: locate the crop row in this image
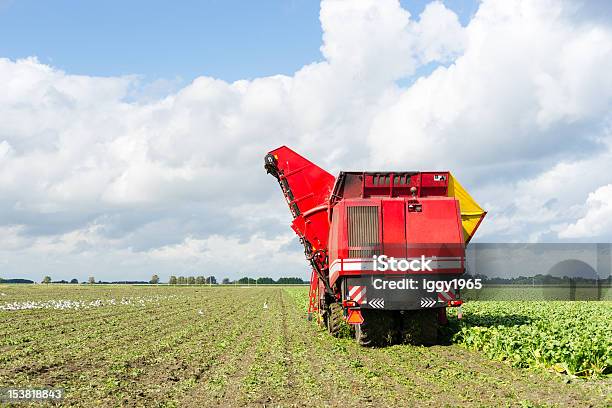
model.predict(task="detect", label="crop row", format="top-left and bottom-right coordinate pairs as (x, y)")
top-left (448, 301), bottom-right (611, 378)
top-left (1, 285), bottom-right (608, 406)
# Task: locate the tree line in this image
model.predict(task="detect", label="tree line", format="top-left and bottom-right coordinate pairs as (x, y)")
top-left (465, 273), bottom-right (612, 285)
top-left (37, 276), bottom-right (147, 284)
top-left (2, 275), bottom-right (307, 285)
top-left (168, 276), bottom-right (305, 284)
top-left (167, 276), bottom-right (217, 285)
top-left (221, 277), bottom-right (306, 285)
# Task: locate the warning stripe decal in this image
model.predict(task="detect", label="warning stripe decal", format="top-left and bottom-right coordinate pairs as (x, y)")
top-left (437, 289), bottom-right (456, 302)
top-left (348, 285), bottom-right (367, 305)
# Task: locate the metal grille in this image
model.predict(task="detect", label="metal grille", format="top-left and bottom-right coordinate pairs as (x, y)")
top-left (347, 206), bottom-right (380, 258)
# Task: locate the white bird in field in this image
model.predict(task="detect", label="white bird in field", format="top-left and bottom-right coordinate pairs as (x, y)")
top-left (263, 302), bottom-right (268, 310)
top-left (198, 309), bottom-right (204, 316)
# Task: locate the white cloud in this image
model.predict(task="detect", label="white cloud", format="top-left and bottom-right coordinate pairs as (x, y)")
top-left (368, 0), bottom-right (612, 172)
top-left (558, 184), bottom-right (612, 239)
top-left (472, 144), bottom-right (612, 242)
top-left (412, 1), bottom-right (466, 63)
top-left (1, 0), bottom-right (612, 281)
top-left (148, 234), bottom-right (304, 276)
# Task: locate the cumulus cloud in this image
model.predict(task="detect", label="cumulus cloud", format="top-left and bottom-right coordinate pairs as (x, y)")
top-left (0, 0), bottom-right (611, 280)
top-left (366, 0), bottom-right (612, 243)
top-left (559, 184), bottom-right (612, 239)
top-left (368, 0), bottom-right (612, 172)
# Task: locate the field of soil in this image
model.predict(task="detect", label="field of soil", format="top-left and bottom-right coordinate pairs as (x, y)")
top-left (0, 284), bottom-right (610, 407)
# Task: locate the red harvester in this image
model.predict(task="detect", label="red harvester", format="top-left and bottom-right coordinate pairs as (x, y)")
top-left (265, 146), bottom-right (486, 346)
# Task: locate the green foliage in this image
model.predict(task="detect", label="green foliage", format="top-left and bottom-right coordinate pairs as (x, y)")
top-left (150, 274), bottom-right (159, 284)
top-left (42, 276), bottom-right (51, 284)
top-left (0, 285), bottom-right (608, 406)
top-left (276, 277), bottom-right (305, 284)
top-left (450, 301), bottom-right (612, 378)
top-left (169, 276), bottom-right (177, 285)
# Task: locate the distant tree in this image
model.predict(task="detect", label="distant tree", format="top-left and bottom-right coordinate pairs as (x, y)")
top-left (70, 278), bottom-right (78, 284)
top-left (277, 277), bottom-right (305, 284)
top-left (257, 277), bottom-right (276, 285)
top-left (2, 278), bottom-right (34, 284)
top-left (88, 276), bottom-right (95, 284)
top-left (150, 274), bottom-right (159, 284)
top-left (222, 278), bottom-right (230, 285)
top-left (188, 276), bottom-right (196, 285)
top-left (42, 276), bottom-right (51, 284)
top-left (178, 276), bottom-right (185, 285)
top-left (196, 276), bottom-right (205, 284)
top-left (238, 277), bottom-right (256, 284)
top-left (206, 276), bottom-right (217, 285)
top-left (169, 276), bottom-right (177, 285)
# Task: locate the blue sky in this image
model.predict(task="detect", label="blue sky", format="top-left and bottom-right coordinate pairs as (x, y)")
top-left (0, 0), bottom-right (478, 83)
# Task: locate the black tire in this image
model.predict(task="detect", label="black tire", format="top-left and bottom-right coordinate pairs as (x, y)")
top-left (327, 303), bottom-right (344, 337)
top-left (356, 310), bottom-right (399, 347)
top-left (400, 309), bottom-right (439, 345)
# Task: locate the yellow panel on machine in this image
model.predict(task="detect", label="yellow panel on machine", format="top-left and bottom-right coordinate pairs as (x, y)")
top-left (447, 174), bottom-right (486, 243)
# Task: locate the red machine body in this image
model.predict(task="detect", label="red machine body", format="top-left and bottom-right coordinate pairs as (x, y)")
top-left (327, 172), bottom-right (465, 287)
top-left (265, 146), bottom-right (335, 253)
top-left (265, 146), bottom-right (485, 341)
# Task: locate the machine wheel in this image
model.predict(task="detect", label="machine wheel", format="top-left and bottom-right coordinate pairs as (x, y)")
top-left (400, 309), bottom-right (439, 345)
top-left (327, 303), bottom-right (344, 337)
top-left (356, 310), bottom-right (398, 347)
